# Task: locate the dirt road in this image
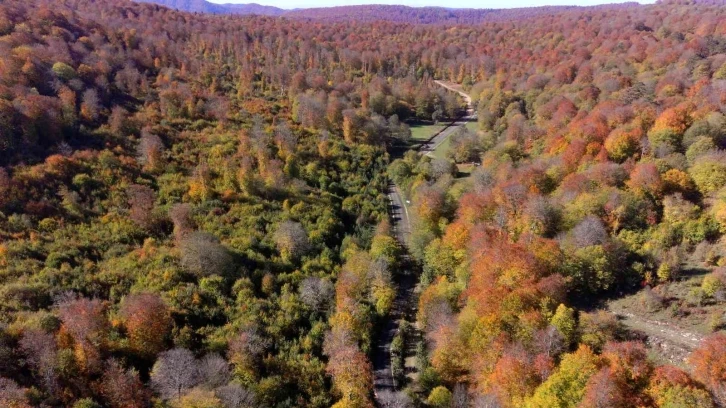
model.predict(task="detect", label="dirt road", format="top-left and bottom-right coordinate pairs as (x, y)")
top-left (373, 82), bottom-right (473, 403)
top-left (419, 81), bottom-right (476, 157)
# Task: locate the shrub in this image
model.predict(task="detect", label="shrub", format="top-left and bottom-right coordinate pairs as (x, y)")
top-left (639, 286), bottom-right (664, 312)
top-left (648, 128), bottom-right (682, 153)
top-left (52, 62), bottom-right (76, 81)
top-left (687, 287), bottom-right (707, 307)
top-left (685, 137), bottom-right (716, 164)
top-left (427, 386), bottom-right (453, 408)
top-left (72, 399), bottom-right (101, 408)
top-left (702, 271), bottom-right (726, 298)
top-left (604, 127), bottom-right (640, 162)
top-left (179, 231), bottom-right (235, 277)
top-left (689, 151), bottom-right (726, 195)
top-left (273, 221), bottom-right (310, 262)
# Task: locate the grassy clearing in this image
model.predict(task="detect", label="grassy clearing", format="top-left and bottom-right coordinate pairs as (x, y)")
top-left (430, 136), bottom-right (451, 160)
top-left (409, 122), bottom-right (447, 141)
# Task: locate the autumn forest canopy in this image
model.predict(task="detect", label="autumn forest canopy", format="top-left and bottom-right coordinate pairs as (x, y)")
top-left (1, 0), bottom-right (726, 407)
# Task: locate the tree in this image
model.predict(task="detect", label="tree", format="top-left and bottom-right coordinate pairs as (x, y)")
top-left (215, 384), bottom-right (256, 408)
top-left (19, 330), bottom-right (58, 393)
top-left (604, 128), bottom-right (641, 163)
top-left (388, 115), bottom-right (411, 143)
top-left (627, 163), bottom-right (663, 198)
top-left (431, 158), bottom-right (456, 180)
top-left (370, 232), bottom-right (401, 267)
top-left (80, 88), bottom-right (100, 122)
top-left (197, 353), bottom-right (231, 389)
top-left (414, 185), bottom-right (446, 227)
top-left (137, 127), bottom-right (164, 171)
top-left (127, 184), bottom-right (157, 231)
top-left (273, 221), bottom-right (310, 262)
top-left (566, 245), bottom-right (618, 295)
top-left (488, 348), bottom-right (540, 406)
top-left (689, 151), bottom-right (726, 195)
top-left (534, 326), bottom-right (565, 359)
top-left (579, 312), bottom-right (622, 352)
top-left (150, 348), bottom-right (199, 401)
top-left (173, 388), bottom-right (222, 408)
top-left (685, 137), bottom-right (716, 164)
top-left (0, 377), bottom-right (30, 408)
top-left (550, 304), bottom-right (577, 348)
top-left (52, 62), bottom-right (76, 81)
top-left (427, 386), bottom-right (453, 408)
top-left (169, 203), bottom-right (194, 239)
top-left (119, 292), bottom-right (172, 358)
top-left (449, 127), bottom-right (481, 163)
top-left (109, 106), bottom-right (131, 135)
top-left (452, 383), bottom-right (470, 408)
top-left (299, 277), bottom-right (334, 313)
top-left (228, 327), bottom-right (270, 382)
top-left (376, 391), bottom-right (412, 408)
top-left (369, 258), bottom-right (395, 316)
top-left (647, 365), bottom-right (714, 408)
top-left (689, 333), bottom-right (726, 405)
top-left (473, 393), bottom-right (502, 408)
top-left (323, 327), bottom-right (374, 407)
top-left (600, 341), bottom-right (652, 405)
top-left (179, 232), bottom-right (235, 278)
top-left (73, 398), bottom-right (102, 408)
top-left (56, 296), bottom-right (108, 374)
top-left (579, 368), bottom-right (626, 408)
top-left (525, 345), bottom-right (599, 408)
top-left (100, 359), bottom-right (149, 408)
top-left (702, 269), bottom-right (726, 298)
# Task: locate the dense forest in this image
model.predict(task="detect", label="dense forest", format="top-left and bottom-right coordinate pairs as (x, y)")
top-left (0, 0), bottom-right (726, 407)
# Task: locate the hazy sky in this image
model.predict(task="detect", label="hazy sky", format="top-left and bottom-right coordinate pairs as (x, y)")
top-left (210, 0), bottom-right (656, 10)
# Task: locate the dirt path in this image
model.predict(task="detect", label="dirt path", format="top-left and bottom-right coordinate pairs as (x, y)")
top-left (611, 309), bottom-right (705, 365)
top-left (434, 80), bottom-right (472, 105)
top-left (419, 81), bottom-right (476, 157)
top-left (373, 82), bottom-right (473, 404)
top-left (372, 184), bottom-right (416, 399)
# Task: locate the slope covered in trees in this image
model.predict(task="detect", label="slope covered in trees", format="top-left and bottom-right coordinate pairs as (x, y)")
top-left (387, 0), bottom-right (726, 405)
top-left (133, 0), bottom-right (626, 24)
top-left (1, 0), bottom-right (726, 406)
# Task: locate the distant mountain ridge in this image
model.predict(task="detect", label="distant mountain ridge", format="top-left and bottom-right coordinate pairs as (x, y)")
top-left (134, 0), bottom-right (284, 15)
top-left (134, 0), bottom-right (641, 23)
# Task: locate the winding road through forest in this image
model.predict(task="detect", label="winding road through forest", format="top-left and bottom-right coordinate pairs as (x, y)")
top-left (419, 81), bottom-right (477, 156)
top-left (372, 81), bottom-right (473, 404)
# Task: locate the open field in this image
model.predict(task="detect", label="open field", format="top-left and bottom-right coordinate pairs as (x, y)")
top-left (429, 134), bottom-right (451, 159)
top-left (409, 122), bottom-right (447, 141)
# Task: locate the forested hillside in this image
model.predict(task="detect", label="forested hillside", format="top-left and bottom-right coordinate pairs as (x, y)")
top-left (0, 0), bottom-right (726, 407)
top-left (133, 0), bottom-right (602, 24)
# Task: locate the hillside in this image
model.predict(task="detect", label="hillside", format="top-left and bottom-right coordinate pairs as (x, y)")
top-left (284, 4), bottom-right (584, 24)
top-left (133, 0), bottom-right (638, 23)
